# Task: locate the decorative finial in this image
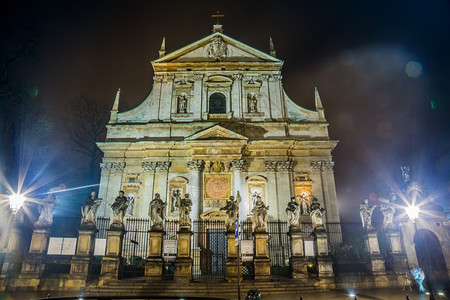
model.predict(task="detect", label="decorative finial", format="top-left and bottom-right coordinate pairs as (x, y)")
top-left (211, 11), bottom-right (224, 32)
top-left (109, 88), bottom-right (121, 124)
top-left (315, 87), bottom-right (326, 121)
top-left (159, 37), bottom-right (166, 58)
top-left (269, 37), bottom-right (276, 57)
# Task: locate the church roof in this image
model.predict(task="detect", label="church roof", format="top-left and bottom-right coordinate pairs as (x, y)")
top-left (152, 32), bottom-right (283, 66)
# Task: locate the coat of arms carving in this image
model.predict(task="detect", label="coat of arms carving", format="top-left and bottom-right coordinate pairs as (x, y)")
top-left (208, 36), bottom-right (227, 61)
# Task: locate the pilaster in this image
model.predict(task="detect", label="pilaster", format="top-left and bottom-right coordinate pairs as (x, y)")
top-left (187, 160), bottom-right (204, 219)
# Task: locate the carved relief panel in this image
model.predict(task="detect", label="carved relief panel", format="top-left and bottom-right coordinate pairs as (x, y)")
top-left (203, 173), bottom-right (231, 208)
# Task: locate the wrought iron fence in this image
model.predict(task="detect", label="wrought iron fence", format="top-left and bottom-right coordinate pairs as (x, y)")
top-left (120, 217), bottom-right (151, 279)
top-left (51, 216), bottom-right (81, 237)
top-left (192, 219), bottom-right (227, 280)
top-left (240, 221), bottom-right (254, 279)
top-left (95, 217), bottom-right (110, 239)
top-left (267, 221), bottom-right (291, 278)
top-left (162, 220), bottom-right (178, 280)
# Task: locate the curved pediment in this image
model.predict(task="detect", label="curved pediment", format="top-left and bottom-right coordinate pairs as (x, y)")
top-left (207, 75), bottom-right (232, 83)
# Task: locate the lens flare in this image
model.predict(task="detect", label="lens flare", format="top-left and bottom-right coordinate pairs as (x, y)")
top-left (405, 61), bottom-right (423, 78)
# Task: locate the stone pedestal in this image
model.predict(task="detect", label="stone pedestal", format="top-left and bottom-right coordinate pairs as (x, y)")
top-left (385, 231), bottom-right (408, 274)
top-left (70, 227), bottom-right (97, 280)
top-left (18, 227), bottom-right (51, 279)
top-left (315, 228), bottom-right (334, 277)
top-left (99, 229), bottom-right (125, 284)
top-left (1, 226), bottom-right (26, 278)
top-left (174, 227), bottom-right (193, 282)
top-left (225, 230), bottom-right (241, 282)
top-left (253, 231), bottom-right (270, 281)
top-left (289, 228), bottom-right (309, 279)
top-left (145, 229), bottom-right (164, 281)
top-left (365, 231), bottom-right (386, 275)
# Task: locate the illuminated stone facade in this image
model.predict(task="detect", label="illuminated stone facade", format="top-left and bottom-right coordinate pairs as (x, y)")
top-left (97, 25), bottom-right (341, 226)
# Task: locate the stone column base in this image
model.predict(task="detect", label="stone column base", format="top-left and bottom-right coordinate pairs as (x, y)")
top-left (317, 256), bottom-right (334, 278)
top-left (225, 257), bottom-right (242, 282)
top-left (254, 258), bottom-right (271, 281)
top-left (290, 256), bottom-right (309, 279)
top-left (99, 256), bottom-right (121, 284)
top-left (70, 256), bottom-right (92, 280)
top-left (145, 258), bottom-right (164, 281)
top-left (19, 254), bottom-right (45, 279)
top-left (174, 258), bottom-right (192, 282)
top-left (370, 254), bottom-right (386, 275)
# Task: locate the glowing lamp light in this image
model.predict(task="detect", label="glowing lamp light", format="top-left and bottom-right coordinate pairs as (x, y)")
top-left (405, 205), bottom-right (419, 222)
top-left (9, 193), bottom-right (26, 214)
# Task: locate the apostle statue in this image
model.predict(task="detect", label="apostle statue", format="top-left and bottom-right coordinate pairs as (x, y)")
top-left (149, 193), bottom-right (166, 230)
top-left (248, 93), bottom-right (258, 113)
top-left (310, 197), bottom-right (325, 229)
top-left (286, 197), bottom-right (301, 228)
top-left (379, 190), bottom-right (396, 229)
top-left (110, 190), bottom-right (129, 229)
top-left (81, 191), bottom-right (102, 226)
top-left (35, 194), bottom-right (58, 227)
top-left (178, 95), bottom-right (188, 113)
top-left (177, 193), bottom-right (192, 227)
top-left (360, 198), bottom-right (376, 231)
top-left (299, 192), bottom-right (310, 215)
top-left (171, 189), bottom-right (181, 213)
top-left (251, 196), bottom-right (269, 231)
top-left (126, 193), bottom-right (135, 216)
top-left (220, 194), bottom-right (240, 229)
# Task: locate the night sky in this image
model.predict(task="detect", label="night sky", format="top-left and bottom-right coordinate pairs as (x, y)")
top-left (1, 0), bottom-right (449, 221)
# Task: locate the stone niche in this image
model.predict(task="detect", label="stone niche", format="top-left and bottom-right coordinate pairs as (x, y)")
top-left (168, 176), bottom-right (189, 217)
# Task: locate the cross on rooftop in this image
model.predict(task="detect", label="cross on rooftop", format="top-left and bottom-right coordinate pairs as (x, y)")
top-left (211, 11), bottom-right (225, 25)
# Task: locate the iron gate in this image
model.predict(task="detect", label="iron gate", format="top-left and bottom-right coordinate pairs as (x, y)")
top-left (267, 221), bottom-right (291, 278)
top-left (192, 220), bottom-right (227, 280)
top-left (121, 218), bottom-right (150, 279)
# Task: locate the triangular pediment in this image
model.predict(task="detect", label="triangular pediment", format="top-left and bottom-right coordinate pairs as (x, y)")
top-left (153, 32), bottom-right (283, 64)
top-left (185, 125), bottom-right (249, 141)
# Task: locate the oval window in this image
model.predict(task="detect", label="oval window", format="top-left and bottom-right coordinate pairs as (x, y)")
top-left (209, 93), bottom-right (226, 114)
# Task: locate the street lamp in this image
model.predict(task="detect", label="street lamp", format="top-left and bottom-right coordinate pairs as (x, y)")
top-left (9, 193), bottom-right (26, 214)
top-left (405, 205), bottom-right (419, 222)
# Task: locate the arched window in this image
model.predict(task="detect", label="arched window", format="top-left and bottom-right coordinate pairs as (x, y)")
top-left (209, 92), bottom-right (226, 114)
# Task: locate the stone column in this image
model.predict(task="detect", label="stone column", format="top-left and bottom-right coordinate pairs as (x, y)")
top-left (174, 227), bottom-right (193, 282)
top-left (69, 226), bottom-right (97, 281)
top-left (276, 161), bottom-right (293, 221)
top-left (231, 159), bottom-right (247, 217)
top-left (385, 230), bottom-right (408, 274)
top-left (231, 74), bottom-right (242, 118)
top-left (159, 74), bottom-right (174, 121)
top-left (144, 228), bottom-right (164, 281)
top-left (141, 161), bottom-right (157, 214)
top-left (192, 74), bottom-right (204, 120)
top-left (289, 227), bottom-right (308, 279)
top-left (99, 228), bottom-right (125, 284)
top-left (19, 225), bottom-right (51, 279)
top-left (264, 161), bottom-right (278, 219)
top-left (315, 227), bottom-right (334, 277)
top-left (101, 162), bottom-right (126, 218)
top-left (365, 230), bottom-right (386, 275)
top-left (1, 219), bottom-right (27, 279)
top-left (253, 230), bottom-right (270, 281)
top-left (155, 161), bottom-right (171, 203)
top-left (187, 160), bottom-right (204, 220)
top-left (225, 229), bottom-right (241, 282)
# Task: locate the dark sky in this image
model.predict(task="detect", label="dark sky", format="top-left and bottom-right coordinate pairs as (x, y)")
top-left (1, 0), bottom-right (449, 221)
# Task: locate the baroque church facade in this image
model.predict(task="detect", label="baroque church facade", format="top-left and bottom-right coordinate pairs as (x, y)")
top-left (97, 24), bottom-right (341, 227)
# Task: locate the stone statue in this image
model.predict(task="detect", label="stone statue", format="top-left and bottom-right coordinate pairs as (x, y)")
top-left (379, 190), bottom-right (396, 229)
top-left (149, 193), bottom-right (166, 230)
top-left (177, 193), bottom-right (192, 226)
top-left (248, 93), bottom-right (258, 113)
top-left (35, 194), bottom-right (58, 227)
top-left (110, 190), bottom-right (129, 229)
top-left (360, 198), bottom-right (376, 231)
top-left (171, 189), bottom-right (181, 213)
top-left (126, 193), bottom-right (135, 216)
top-left (286, 197), bottom-right (301, 228)
top-left (81, 191), bottom-right (102, 226)
top-left (251, 196), bottom-right (269, 231)
top-left (177, 95), bottom-right (187, 113)
top-left (309, 197), bottom-right (325, 229)
top-left (220, 195), bottom-right (240, 229)
top-left (299, 192), bottom-right (310, 215)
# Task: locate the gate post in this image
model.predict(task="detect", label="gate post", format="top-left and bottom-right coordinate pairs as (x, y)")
top-left (144, 228), bottom-right (164, 280)
top-left (1, 221), bottom-right (27, 280)
top-left (253, 230), bottom-right (270, 281)
top-left (225, 229), bottom-right (241, 282)
top-left (385, 230), bottom-right (408, 274)
top-left (99, 227), bottom-right (125, 284)
top-left (18, 226), bottom-right (51, 280)
top-left (315, 227), bottom-right (334, 277)
top-left (365, 230), bottom-right (386, 275)
top-left (174, 226), bottom-right (193, 282)
top-left (69, 225), bottom-right (97, 283)
top-left (289, 227), bottom-right (308, 279)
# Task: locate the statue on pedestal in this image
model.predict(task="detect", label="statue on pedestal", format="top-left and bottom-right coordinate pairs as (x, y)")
top-left (81, 191), bottom-right (102, 226)
top-left (251, 196), bottom-right (269, 231)
top-left (310, 197), bottom-right (325, 229)
top-left (248, 93), bottom-right (258, 113)
top-left (360, 198), bottom-right (376, 231)
top-left (177, 95), bottom-right (188, 113)
top-left (220, 194), bottom-right (240, 229)
top-left (299, 192), bottom-right (310, 215)
top-left (286, 197), bottom-right (301, 228)
top-left (170, 189), bottom-right (181, 213)
top-left (379, 190), bottom-right (396, 229)
top-left (110, 190), bottom-right (129, 229)
top-left (35, 194), bottom-right (58, 227)
top-left (177, 193), bottom-right (192, 227)
top-left (149, 193), bottom-right (166, 230)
